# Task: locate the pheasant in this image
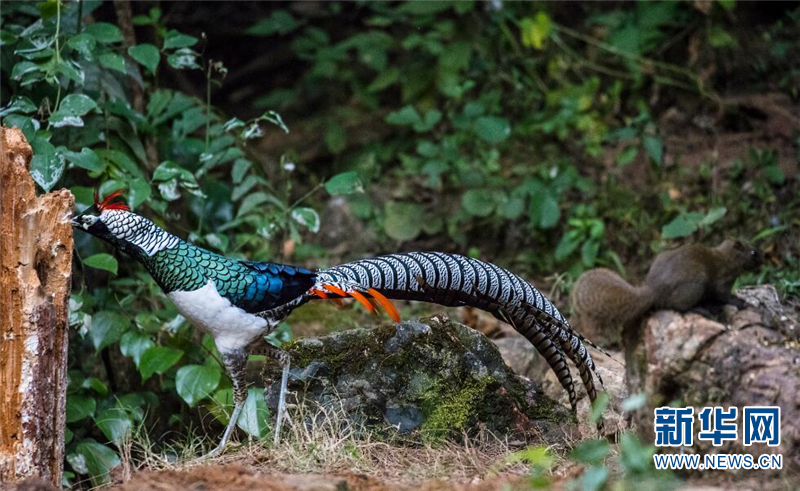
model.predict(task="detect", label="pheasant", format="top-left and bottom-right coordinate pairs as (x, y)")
top-left (72, 190), bottom-right (605, 457)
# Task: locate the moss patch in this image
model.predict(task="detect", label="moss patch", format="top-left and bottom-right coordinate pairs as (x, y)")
top-left (419, 376), bottom-right (493, 441)
top-left (263, 314), bottom-right (572, 444)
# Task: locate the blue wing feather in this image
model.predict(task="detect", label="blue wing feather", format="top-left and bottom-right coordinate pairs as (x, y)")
top-left (235, 260), bottom-right (316, 314)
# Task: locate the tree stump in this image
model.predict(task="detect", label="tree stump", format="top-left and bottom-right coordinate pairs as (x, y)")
top-left (0, 126), bottom-right (74, 486)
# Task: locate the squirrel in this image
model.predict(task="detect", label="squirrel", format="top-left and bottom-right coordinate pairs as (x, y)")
top-left (570, 239), bottom-right (762, 346)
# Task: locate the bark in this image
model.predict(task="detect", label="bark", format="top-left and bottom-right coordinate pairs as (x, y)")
top-left (0, 126), bottom-right (74, 486)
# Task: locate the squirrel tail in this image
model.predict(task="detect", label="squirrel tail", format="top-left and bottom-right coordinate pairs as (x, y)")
top-left (571, 268), bottom-right (654, 333)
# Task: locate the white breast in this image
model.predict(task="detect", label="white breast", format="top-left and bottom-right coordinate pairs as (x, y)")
top-left (168, 279), bottom-right (268, 353)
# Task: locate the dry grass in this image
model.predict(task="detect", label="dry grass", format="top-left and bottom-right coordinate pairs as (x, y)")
top-left (127, 397), bottom-right (548, 486)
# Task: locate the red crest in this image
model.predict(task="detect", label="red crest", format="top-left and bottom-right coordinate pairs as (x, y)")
top-left (94, 188), bottom-right (131, 212)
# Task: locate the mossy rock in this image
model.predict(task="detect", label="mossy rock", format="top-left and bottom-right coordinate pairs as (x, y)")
top-left (263, 314), bottom-right (574, 443)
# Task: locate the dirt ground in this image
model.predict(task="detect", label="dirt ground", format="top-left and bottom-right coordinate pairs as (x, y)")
top-left (109, 464), bottom-right (532, 491)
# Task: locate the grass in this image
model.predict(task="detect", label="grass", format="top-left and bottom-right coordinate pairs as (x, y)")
top-left (126, 395), bottom-right (539, 486)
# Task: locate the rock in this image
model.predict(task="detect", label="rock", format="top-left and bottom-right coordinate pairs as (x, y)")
top-left (494, 335), bottom-right (629, 439)
top-left (624, 286), bottom-right (800, 474)
top-left (493, 337), bottom-right (539, 380)
top-left (263, 315), bottom-right (575, 443)
top-left (736, 285), bottom-right (799, 341)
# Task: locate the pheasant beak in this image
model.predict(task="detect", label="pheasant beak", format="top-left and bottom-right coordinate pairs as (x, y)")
top-left (71, 206), bottom-right (100, 230)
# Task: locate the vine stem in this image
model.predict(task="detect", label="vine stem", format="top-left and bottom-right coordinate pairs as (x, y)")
top-left (205, 61), bottom-right (212, 153)
top-left (553, 23), bottom-right (720, 102)
top-left (52, 0), bottom-right (63, 116)
top-left (287, 181), bottom-right (324, 212)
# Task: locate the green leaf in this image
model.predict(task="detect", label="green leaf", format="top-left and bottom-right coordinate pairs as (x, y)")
top-left (203, 233), bottom-right (229, 252)
top-left (461, 189), bottom-right (497, 217)
top-left (580, 466), bottom-right (609, 491)
top-left (209, 388), bottom-right (234, 424)
top-left (581, 240), bottom-right (600, 267)
top-left (397, 1), bottom-right (452, 15)
top-left (58, 61), bottom-right (85, 85)
top-left (0, 96), bottom-right (36, 118)
top-left (128, 178), bottom-right (151, 209)
top-left (413, 109), bottom-right (441, 132)
top-left (237, 388), bottom-right (270, 438)
top-left (84, 22), bottom-right (123, 44)
top-left (95, 407), bottom-right (132, 446)
top-left (570, 439), bottom-right (611, 464)
top-left (167, 48), bottom-right (200, 70)
top-left (501, 196), bottom-right (525, 220)
top-left (764, 164), bottom-right (785, 184)
top-left (474, 116), bottom-right (511, 143)
top-left (529, 191), bottom-right (560, 229)
top-left (146, 90), bottom-right (172, 119)
top-left (325, 171), bottom-right (364, 195)
top-left (291, 207), bottom-right (320, 233)
top-left (30, 151), bottom-right (66, 192)
top-left (50, 94), bottom-right (98, 128)
top-left (385, 105), bottom-right (422, 126)
top-left (507, 446), bottom-right (553, 469)
top-left (10, 60), bottom-right (40, 80)
top-left (163, 30), bottom-right (198, 49)
top-left (384, 201), bottom-right (424, 242)
top-left (89, 311), bottom-right (129, 351)
top-left (324, 124), bottom-right (346, 154)
top-left (128, 43), bottom-right (160, 74)
top-left (617, 146), bottom-right (638, 166)
top-left (62, 148), bottom-right (104, 173)
top-left (708, 25), bottom-right (738, 48)
top-left (246, 10), bottom-right (300, 36)
top-left (153, 160), bottom-right (193, 182)
top-left (231, 158), bottom-right (252, 184)
top-left (70, 440), bottom-right (121, 485)
top-left (589, 392), bottom-right (610, 424)
top-left (119, 331), bottom-right (154, 366)
top-left (84, 253), bottom-right (118, 275)
top-left (67, 33), bottom-right (96, 59)
top-left (643, 135), bottom-right (663, 165)
top-left (176, 365), bottom-right (221, 406)
top-left (619, 432), bottom-right (657, 472)
top-left (699, 207), bottom-right (727, 227)
top-left (237, 192), bottom-right (270, 217)
top-left (66, 395), bottom-right (96, 423)
top-left (82, 377), bottom-right (108, 396)
top-left (96, 149), bottom-right (145, 180)
top-left (368, 67), bottom-right (400, 92)
top-left (520, 12), bottom-right (553, 50)
top-left (233, 175), bottom-right (261, 201)
top-left (138, 346), bottom-right (183, 381)
top-left (621, 392), bottom-right (647, 412)
top-left (661, 212), bottom-right (703, 239)
top-left (99, 53), bottom-right (127, 74)
top-left (718, 0), bottom-right (736, 10)
top-left (555, 232), bottom-right (580, 261)
top-left (116, 393), bottom-right (150, 416)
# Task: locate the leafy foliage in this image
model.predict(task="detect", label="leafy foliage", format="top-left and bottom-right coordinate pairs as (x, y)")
top-left (1, 1), bottom-right (359, 485)
top-left (2, 1), bottom-right (797, 486)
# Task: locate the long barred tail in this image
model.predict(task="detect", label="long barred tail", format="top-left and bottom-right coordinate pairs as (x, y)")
top-left (309, 251), bottom-right (605, 410)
